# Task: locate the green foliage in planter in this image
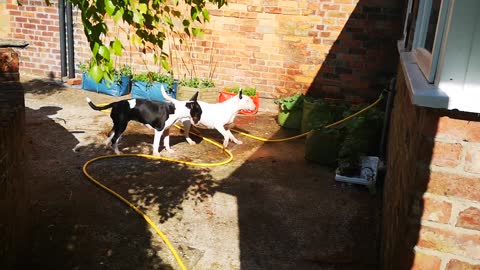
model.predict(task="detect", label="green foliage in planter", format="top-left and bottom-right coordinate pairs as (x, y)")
top-left (302, 96), bottom-right (349, 133)
top-left (179, 77), bottom-right (215, 89)
top-left (132, 71), bottom-right (175, 88)
top-left (78, 61), bottom-right (132, 84)
top-left (274, 93), bottom-right (304, 111)
top-left (223, 86), bottom-right (256, 96)
top-left (336, 105), bottom-right (384, 176)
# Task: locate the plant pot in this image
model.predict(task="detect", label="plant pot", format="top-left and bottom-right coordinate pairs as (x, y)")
top-left (301, 97), bottom-right (352, 133)
top-left (277, 108), bottom-right (302, 129)
top-left (304, 129), bottom-right (341, 165)
top-left (218, 91), bottom-right (259, 115)
top-left (81, 72), bottom-right (131, 97)
top-left (177, 85), bottom-right (218, 103)
top-left (131, 80), bottom-right (177, 102)
top-left (275, 93), bottom-right (304, 130)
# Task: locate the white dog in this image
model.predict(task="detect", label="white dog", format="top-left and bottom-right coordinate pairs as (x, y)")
top-left (161, 86), bottom-right (256, 148)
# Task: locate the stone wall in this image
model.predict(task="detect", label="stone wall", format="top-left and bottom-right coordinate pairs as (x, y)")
top-left (0, 48), bottom-right (29, 270)
top-left (382, 64), bottom-right (480, 269)
top-left (5, 0), bottom-right (403, 101)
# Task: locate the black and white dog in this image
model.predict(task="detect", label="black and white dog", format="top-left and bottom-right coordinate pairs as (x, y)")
top-left (160, 86), bottom-right (256, 148)
top-left (86, 89), bottom-right (202, 155)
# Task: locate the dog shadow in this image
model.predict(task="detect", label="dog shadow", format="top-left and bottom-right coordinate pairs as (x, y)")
top-left (25, 104), bottom-right (217, 269)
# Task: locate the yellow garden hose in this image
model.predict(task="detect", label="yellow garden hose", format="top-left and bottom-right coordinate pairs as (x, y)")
top-left (82, 128), bottom-right (233, 270)
top-left (233, 93), bottom-right (384, 142)
top-left (82, 93), bottom-right (383, 270)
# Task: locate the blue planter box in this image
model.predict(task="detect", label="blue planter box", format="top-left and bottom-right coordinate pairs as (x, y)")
top-left (131, 80), bottom-right (177, 102)
top-left (81, 72), bottom-right (131, 97)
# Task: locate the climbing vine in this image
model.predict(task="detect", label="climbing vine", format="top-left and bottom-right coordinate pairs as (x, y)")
top-left (69, 0), bottom-right (227, 82)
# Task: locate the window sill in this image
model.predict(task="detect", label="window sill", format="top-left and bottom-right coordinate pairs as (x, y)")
top-left (398, 41), bottom-right (480, 113)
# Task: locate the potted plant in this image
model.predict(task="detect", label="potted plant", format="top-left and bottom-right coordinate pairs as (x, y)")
top-left (335, 105), bottom-right (384, 177)
top-left (131, 71), bottom-right (177, 102)
top-left (219, 86), bottom-right (260, 114)
top-left (177, 76), bottom-right (218, 103)
top-left (274, 93), bottom-right (304, 129)
top-left (79, 62), bottom-right (132, 97)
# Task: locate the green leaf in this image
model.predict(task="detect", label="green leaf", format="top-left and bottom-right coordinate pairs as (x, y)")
top-left (192, 28), bottom-right (203, 37)
top-left (98, 45), bottom-right (110, 61)
top-left (112, 7), bottom-right (124, 22)
top-left (202, 9), bottom-right (210, 22)
top-left (133, 11), bottom-right (145, 26)
top-left (89, 64), bottom-right (104, 83)
top-left (104, 0), bottom-right (116, 16)
top-left (138, 3), bottom-right (147, 13)
top-left (161, 57), bottom-right (170, 71)
top-left (164, 15), bottom-right (173, 26)
top-left (191, 6), bottom-right (199, 21)
top-left (92, 42), bottom-right (100, 57)
top-left (111, 39), bottom-right (123, 56)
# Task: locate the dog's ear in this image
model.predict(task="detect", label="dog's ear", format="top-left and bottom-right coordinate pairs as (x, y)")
top-left (239, 88), bottom-right (243, 99)
top-left (167, 103), bottom-right (176, 115)
top-left (190, 91), bottom-right (199, 101)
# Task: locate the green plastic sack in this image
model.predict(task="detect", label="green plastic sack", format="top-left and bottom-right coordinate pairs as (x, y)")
top-left (301, 97), bottom-right (348, 133)
top-left (304, 128), bottom-right (341, 165)
top-left (275, 94), bottom-right (304, 129)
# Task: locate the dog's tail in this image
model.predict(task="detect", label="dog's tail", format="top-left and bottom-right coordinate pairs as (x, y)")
top-left (85, 97), bottom-right (115, 111)
top-left (160, 85), bottom-right (176, 103)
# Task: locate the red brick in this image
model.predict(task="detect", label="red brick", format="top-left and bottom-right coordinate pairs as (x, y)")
top-left (431, 142), bottom-right (463, 168)
top-left (323, 4), bottom-right (340, 10)
top-left (446, 259), bottom-right (480, 270)
top-left (465, 144), bottom-right (480, 174)
top-left (67, 78), bottom-right (81, 85)
top-left (418, 225), bottom-right (480, 260)
top-left (264, 7), bottom-right (281, 14)
top-left (456, 207), bottom-right (480, 231)
top-left (434, 117), bottom-right (480, 143)
top-left (424, 171), bottom-right (480, 202)
top-left (421, 197), bottom-right (452, 224)
top-left (412, 251), bottom-right (442, 270)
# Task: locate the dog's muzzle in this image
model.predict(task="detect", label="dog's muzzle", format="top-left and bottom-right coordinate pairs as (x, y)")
top-left (191, 116), bottom-right (201, 125)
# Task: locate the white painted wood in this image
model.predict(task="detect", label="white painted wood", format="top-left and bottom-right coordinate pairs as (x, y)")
top-left (464, 10), bottom-right (480, 92)
top-left (437, 0), bottom-right (478, 92)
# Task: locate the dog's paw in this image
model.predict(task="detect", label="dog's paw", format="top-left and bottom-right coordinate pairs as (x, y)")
top-left (165, 148), bottom-right (175, 153)
top-left (234, 140), bottom-right (243, 145)
top-left (186, 138), bottom-right (196, 145)
top-left (152, 151), bottom-right (161, 156)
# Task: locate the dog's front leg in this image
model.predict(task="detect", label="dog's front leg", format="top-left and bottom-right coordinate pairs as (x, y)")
top-left (152, 129), bottom-right (163, 156)
top-left (163, 128), bottom-right (175, 153)
top-left (182, 119), bottom-right (196, 145)
top-left (214, 124), bottom-right (232, 148)
top-left (227, 130), bottom-right (243, 145)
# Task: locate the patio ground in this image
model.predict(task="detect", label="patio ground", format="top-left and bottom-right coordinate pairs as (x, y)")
top-left (22, 77), bottom-right (381, 270)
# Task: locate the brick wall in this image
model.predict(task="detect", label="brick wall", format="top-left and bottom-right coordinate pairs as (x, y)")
top-left (382, 64), bottom-right (480, 269)
top-left (5, 0), bottom-right (402, 100)
top-left (0, 49), bottom-right (30, 270)
top-left (0, 0), bottom-right (11, 37)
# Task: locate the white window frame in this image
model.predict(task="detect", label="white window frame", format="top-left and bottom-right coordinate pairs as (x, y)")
top-left (412, 0), bottom-right (449, 83)
top-left (399, 0), bottom-right (480, 113)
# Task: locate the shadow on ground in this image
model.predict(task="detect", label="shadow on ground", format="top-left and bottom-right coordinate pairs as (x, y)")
top-left (23, 78), bottom-right (381, 270)
top-left (25, 101), bottom-right (217, 269)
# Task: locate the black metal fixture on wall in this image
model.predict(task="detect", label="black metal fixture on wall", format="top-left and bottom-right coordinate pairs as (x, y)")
top-left (57, 0), bottom-right (66, 78)
top-left (58, 0), bottom-right (75, 79)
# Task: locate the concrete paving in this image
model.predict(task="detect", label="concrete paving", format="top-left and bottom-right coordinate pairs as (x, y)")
top-left (22, 77), bottom-right (381, 270)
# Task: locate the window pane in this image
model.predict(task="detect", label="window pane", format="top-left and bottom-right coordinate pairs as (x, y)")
top-left (424, 0), bottom-right (441, 52)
